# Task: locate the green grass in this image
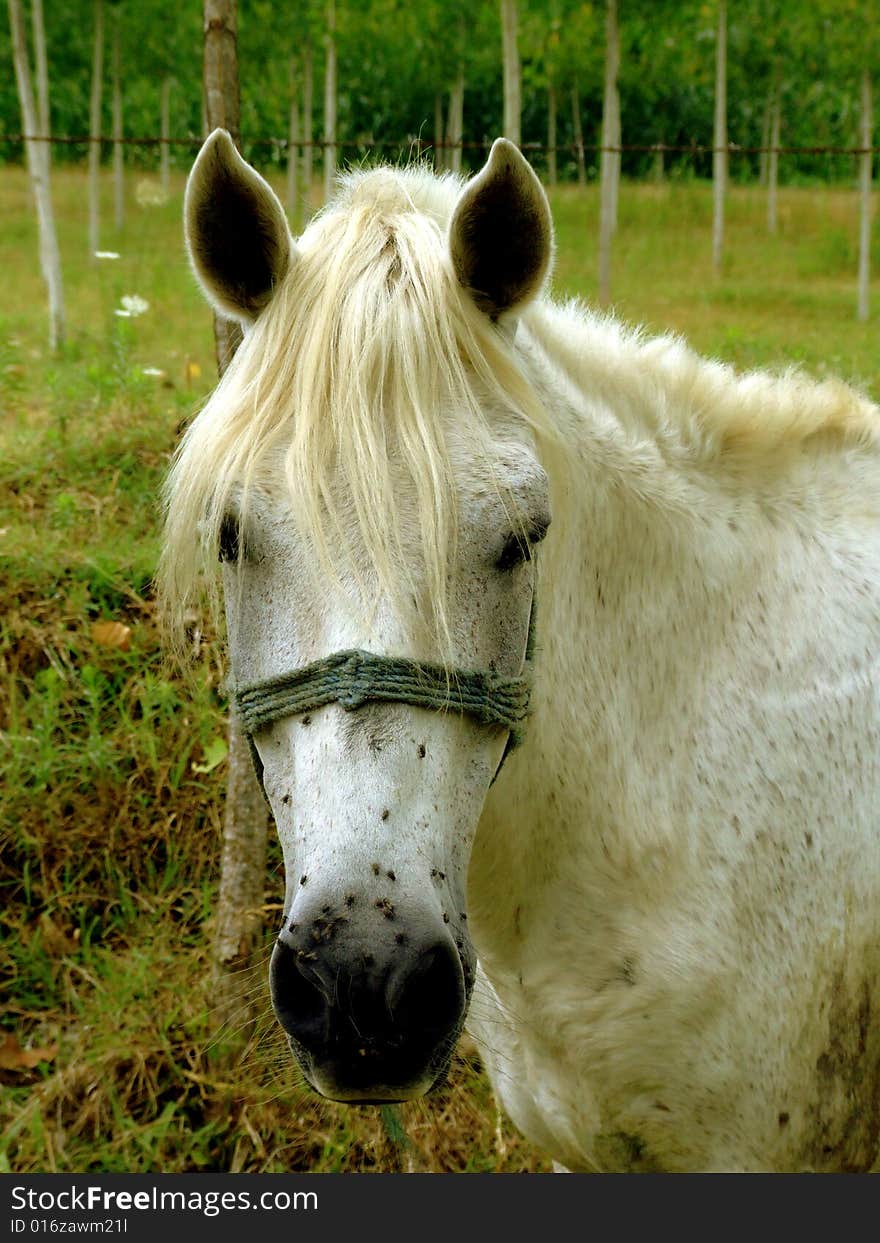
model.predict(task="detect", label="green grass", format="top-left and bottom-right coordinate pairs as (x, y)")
top-left (1, 163), bottom-right (877, 1173)
top-left (550, 179), bottom-right (880, 392)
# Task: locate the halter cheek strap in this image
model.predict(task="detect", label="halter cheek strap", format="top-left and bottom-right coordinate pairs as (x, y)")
top-left (235, 590), bottom-right (537, 799)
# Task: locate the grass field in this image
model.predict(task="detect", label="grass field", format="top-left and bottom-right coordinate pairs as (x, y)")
top-left (1, 163), bottom-right (877, 1174)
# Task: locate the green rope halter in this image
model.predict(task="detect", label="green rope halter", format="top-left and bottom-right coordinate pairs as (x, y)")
top-left (236, 647), bottom-right (531, 744)
top-left (234, 591), bottom-right (537, 790)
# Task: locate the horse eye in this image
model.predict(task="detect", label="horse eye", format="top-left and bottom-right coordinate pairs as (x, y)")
top-left (218, 513), bottom-right (241, 563)
top-left (495, 517), bottom-right (550, 572)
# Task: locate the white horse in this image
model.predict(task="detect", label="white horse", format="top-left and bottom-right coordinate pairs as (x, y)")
top-left (160, 130), bottom-right (880, 1173)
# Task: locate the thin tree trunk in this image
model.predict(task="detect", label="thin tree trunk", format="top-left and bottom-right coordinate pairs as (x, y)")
top-left (445, 92), bottom-right (454, 165)
top-left (712, 0), bottom-right (727, 274)
top-left (111, 9), bottom-right (123, 232)
top-left (88, 0), bottom-right (104, 259)
top-left (302, 41), bottom-right (313, 218)
top-left (758, 90), bottom-right (771, 186)
top-left (608, 52), bottom-right (621, 229)
top-left (434, 91), bottom-right (445, 171)
top-left (287, 58), bottom-right (300, 225)
top-left (547, 77), bottom-right (557, 187)
top-left (30, 0), bottom-right (49, 195)
top-left (212, 715), bottom-right (270, 1034)
top-left (201, 0), bottom-right (244, 487)
top-left (323, 0), bottom-right (337, 203)
top-left (160, 77), bottom-right (171, 191)
top-left (500, 0), bottom-right (520, 146)
top-left (8, 0), bottom-right (65, 350)
top-left (204, 0), bottom-right (239, 148)
top-left (203, 0), bottom-right (267, 1040)
top-left (598, 0), bottom-right (619, 304)
top-left (767, 87), bottom-right (780, 234)
top-left (857, 67), bottom-right (873, 322)
top-left (571, 82), bottom-right (586, 187)
top-left (31, 0), bottom-right (49, 140)
top-left (447, 65), bottom-right (464, 175)
top-left (653, 146), bottom-right (665, 183)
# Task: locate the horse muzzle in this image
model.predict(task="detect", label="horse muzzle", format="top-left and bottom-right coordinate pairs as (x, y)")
top-left (270, 893), bottom-right (471, 1102)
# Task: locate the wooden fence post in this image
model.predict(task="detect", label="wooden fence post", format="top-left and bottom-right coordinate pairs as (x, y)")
top-left (202, 0), bottom-right (269, 1042)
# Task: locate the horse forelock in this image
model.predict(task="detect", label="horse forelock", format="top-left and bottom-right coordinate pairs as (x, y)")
top-left (158, 163), bottom-right (550, 655)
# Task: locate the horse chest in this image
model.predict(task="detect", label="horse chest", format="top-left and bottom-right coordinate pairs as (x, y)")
top-left (472, 897), bottom-right (880, 1171)
top-left (471, 736), bottom-right (880, 1172)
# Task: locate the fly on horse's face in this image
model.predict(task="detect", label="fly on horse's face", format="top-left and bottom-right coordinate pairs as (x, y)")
top-left (181, 132), bottom-right (553, 1102)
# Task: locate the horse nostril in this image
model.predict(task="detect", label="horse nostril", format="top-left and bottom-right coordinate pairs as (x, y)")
top-left (270, 920), bottom-right (466, 1099)
top-left (386, 939), bottom-right (464, 1045)
top-left (270, 941), bottom-right (328, 1048)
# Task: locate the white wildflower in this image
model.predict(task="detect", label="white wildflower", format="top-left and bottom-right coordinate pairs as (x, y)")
top-left (95, 251), bottom-right (121, 260)
top-left (118, 295), bottom-right (149, 317)
top-left (142, 367), bottom-right (165, 378)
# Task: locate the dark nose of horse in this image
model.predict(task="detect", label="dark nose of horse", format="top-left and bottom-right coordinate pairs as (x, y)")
top-left (271, 914), bottom-right (465, 1102)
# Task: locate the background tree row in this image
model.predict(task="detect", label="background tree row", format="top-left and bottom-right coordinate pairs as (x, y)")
top-left (2, 0), bottom-right (878, 186)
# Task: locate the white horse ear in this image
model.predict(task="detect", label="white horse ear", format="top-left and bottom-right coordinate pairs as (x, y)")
top-left (449, 137), bottom-right (553, 320)
top-left (184, 129), bottom-right (295, 325)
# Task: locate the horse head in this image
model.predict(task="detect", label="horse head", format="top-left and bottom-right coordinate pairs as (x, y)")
top-left (169, 132), bottom-right (554, 1102)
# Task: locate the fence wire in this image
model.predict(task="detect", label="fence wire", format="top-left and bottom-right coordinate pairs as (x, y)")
top-left (1, 134), bottom-right (879, 156)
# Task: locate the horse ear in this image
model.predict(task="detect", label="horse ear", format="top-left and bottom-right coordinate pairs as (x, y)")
top-left (184, 129), bottom-right (294, 324)
top-left (449, 138), bottom-right (553, 319)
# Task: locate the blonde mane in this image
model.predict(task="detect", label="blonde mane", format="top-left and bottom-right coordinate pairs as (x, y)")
top-left (528, 299), bottom-right (880, 466)
top-left (160, 156), bottom-right (880, 655)
top-left (159, 165), bottom-right (550, 653)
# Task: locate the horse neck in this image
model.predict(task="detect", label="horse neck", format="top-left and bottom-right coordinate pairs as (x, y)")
top-left (472, 299), bottom-right (880, 981)
top-left (471, 302), bottom-right (783, 955)
top-left (513, 298), bottom-right (758, 731)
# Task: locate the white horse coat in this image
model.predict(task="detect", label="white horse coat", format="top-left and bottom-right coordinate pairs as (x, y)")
top-left (163, 132), bottom-right (880, 1172)
top-left (471, 303), bottom-right (880, 1172)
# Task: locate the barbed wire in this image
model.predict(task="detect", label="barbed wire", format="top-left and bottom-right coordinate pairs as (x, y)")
top-left (0, 133), bottom-right (878, 156)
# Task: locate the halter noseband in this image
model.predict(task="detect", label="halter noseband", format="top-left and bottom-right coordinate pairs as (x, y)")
top-left (234, 591), bottom-right (537, 794)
